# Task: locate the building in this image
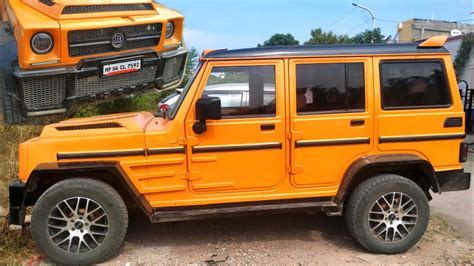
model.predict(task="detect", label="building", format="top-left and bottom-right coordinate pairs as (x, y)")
top-left (397, 18), bottom-right (473, 42)
top-left (445, 35), bottom-right (474, 86)
top-left (444, 34), bottom-right (474, 131)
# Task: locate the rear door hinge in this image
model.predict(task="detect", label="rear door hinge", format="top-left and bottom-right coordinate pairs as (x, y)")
top-left (289, 164), bottom-right (304, 175)
top-left (178, 137), bottom-right (187, 145)
top-left (180, 172), bottom-right (189, 180)
top-left (289, 131), bottom-right (304, 141)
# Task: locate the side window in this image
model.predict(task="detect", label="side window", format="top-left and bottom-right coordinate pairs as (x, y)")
top-left (295, 63), bottom-right (365, 114)
top-left (203, 66), bottom-right (276, 117)
top-left (380, 61), bottom-right (451, 109)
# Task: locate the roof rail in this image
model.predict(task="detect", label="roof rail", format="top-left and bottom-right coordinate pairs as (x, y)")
top-left (418, 35), bottom-right (449, 48)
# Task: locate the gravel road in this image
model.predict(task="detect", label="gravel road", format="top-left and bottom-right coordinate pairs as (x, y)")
top-left (106, 146), bottom-right (473, 265)
top-left (106, 210), bottom-right (472, 265)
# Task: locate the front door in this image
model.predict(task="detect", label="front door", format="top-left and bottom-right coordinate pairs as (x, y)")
top-left (186, 60), bottom-right (286, 194)
top-left (289, 57), bottom-right (374, 189)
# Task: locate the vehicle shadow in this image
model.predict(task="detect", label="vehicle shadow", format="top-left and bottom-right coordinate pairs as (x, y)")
top-left (123, 208), bottom-right (365, 253)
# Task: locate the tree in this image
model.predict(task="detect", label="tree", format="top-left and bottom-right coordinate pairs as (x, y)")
top-left (304, 28), bottom-right (351, 45)
top-left (454, 33), bottom-right (473, 78)
top-left (181, 47), bottom-right (199, 86)
top-left (351, 28), bottom-right (391, 44)
top-left (258, 33), bottom-right (299, 47)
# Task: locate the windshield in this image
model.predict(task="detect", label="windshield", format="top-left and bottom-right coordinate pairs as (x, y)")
top-left (168, 63), bottom-right (202, 120)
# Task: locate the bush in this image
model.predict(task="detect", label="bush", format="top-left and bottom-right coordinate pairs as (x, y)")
top-left (73, 90), bottom-right (176, 118)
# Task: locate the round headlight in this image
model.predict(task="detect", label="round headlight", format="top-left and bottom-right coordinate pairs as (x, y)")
top-left (165, 22), bottom-right (175, 39)
top-left (31, 33), bottom-right (53, 54)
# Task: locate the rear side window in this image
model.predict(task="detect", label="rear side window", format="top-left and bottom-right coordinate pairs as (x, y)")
top-left (295, 63), bottom-right (365, 114)
top-left (203, 66), bottom-right (276, 118)
top-left (380, 61), bottom-right (451, 109)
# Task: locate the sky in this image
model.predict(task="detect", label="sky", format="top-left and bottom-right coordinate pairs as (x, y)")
top-left (159, 0), bottom-right (473, 52)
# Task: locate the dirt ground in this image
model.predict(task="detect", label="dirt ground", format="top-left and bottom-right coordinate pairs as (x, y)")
top-left (103, 211), bottom-right (472, 265)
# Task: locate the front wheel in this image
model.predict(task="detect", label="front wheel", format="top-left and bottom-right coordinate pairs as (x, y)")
top-left (345, 174), bottom-right (429, 254)
top-left (31, 179), bottom-right (129, 264)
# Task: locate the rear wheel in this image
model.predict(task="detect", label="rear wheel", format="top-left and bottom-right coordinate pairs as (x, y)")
top-left (345, 174), bottom-right (429, 254)
top-left (31, 179), bottom-right (129, 264)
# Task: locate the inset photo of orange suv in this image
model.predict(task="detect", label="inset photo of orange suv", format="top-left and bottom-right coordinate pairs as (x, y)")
top-left (0, 0), bottom-right (187, 124)
top-left (8, 35), bottom-right (471, 264)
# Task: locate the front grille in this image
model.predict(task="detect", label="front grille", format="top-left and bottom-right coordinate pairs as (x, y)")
top-left (56, 123), bottom-right (122, 131)
top-left (163, 54), bottom-right (187, 83)
top-left (68, 24), bottom-right (162, 57)
top-left (39, 0), bottom-right (55, 6)
top-left (62, 4), bottom-right (153, 15)
top-left (22, 76), bottom-right (66, 109)
top-left (74, 65), bottom-right (157, 98)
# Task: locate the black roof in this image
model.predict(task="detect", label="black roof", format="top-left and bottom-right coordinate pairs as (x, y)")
top-left (204, 43), bottom-right (448, 59)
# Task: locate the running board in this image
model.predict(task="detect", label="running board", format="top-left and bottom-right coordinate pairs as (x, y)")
top-left (151, 199), bottom-right (340, 223)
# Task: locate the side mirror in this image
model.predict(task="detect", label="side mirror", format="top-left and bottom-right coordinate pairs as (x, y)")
top-left (193, 97), bottom-right (222, 134)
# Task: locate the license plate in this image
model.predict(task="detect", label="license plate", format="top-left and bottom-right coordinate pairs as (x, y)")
top-left (103, 59), bottom-right (141, 77)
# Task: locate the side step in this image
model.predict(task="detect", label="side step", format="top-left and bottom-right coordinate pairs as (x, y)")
top-left (152, 198), bottom-right (340, 223)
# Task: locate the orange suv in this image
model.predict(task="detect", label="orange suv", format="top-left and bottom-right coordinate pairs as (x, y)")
top-left (0, 0), bottom-right (187, 124)
top-left (8, 36), bottom-right (471, 264)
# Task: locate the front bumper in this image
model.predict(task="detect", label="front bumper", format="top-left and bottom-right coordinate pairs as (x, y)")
top-left (8, 179), bottom-right (27, 225)
top-left (11, 48), bottom-right (188, 117)
top-left (435, 169), bottom-right (471, 192)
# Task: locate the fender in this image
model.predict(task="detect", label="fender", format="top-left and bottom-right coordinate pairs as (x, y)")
top-left (334, 154), bottom-right (439, 204)
top-left (9, 161), bottom-right (153, 225)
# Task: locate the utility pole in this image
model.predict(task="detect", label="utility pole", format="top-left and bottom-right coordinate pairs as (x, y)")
top-left (352, 3), bottom-right (375, 43)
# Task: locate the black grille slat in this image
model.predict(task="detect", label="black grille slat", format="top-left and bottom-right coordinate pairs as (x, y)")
top-left (163, 54), bottom-right (187, 83)
top-left (39, 0), bottom-right (55, 6)
top-left (23, 76), bottom-right (66, 109)
top-left (74, 65), bottom-right (157, 97)
top-left (68, 24), bottom-right (162, 57)
top-left (62, 4), bottom-right (153, 15)
top-left (56, 123), bottom-right (122, 131)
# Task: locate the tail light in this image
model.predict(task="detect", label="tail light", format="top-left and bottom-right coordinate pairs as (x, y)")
top-left (159, 104), bottom-right (170, 111)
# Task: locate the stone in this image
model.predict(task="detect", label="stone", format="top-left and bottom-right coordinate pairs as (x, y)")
top-left (0, 206), bottom-right (7, 218)
top-left (25, 215), bottom-right (31, 224)
top-left (9, 224), bottom-right (22, 231)
top-left (355, 253), bottom-right (378, 263)
top-left (205, 254), bottom-right (229, 265)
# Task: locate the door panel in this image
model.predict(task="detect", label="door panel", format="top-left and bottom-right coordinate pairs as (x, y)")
top-left (374, 56), bottom-right (465, 170)
top-left (289, 57), bottom-right (374, 188)
top-left (186, 60), bottom-right (286, 194)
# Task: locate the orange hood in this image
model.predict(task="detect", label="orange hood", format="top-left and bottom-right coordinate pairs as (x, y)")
top-left (39, 112), bottom-right (155, 139)
top-left (21, 0), bottom-right (159, 20)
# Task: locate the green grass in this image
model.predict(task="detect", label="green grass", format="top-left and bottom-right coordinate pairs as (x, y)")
top-left (0, 90), bottom-right (176, 263)
top-left (0, 126), bottom-right (43, 207)
top-left (73, 89), bottom-right (176, 118)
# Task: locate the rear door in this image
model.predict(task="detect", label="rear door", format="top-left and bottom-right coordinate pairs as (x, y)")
top-left (289, 57), bottom-right (374, 189)
top-left (375, 56), bottom-right (465, 169)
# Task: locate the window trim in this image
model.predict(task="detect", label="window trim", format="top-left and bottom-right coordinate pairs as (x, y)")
top-left (203, 65), bottom-right (278, 119)
top-left (379, 59), bottom-right (453, 111)
top-left (295, 62), bottom-right (367, 116)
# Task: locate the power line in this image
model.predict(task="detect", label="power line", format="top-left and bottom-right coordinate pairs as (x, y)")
top-left (325, 8), bottom-right (357, 31)
top-left (346, 18), bottom-right (372, 35)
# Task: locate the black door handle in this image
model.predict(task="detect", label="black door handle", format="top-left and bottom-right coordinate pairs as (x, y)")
top-left (444, 117), bottom-right (463, 128)
top-left (261, 124), bottom-right (275, 131)
top-left (351, 120), bottom-right (365, 126)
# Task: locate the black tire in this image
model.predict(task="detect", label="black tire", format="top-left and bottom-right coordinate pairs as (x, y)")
top-left (31, 178), bottom-right (129, 264)
top-left (0, 71), bottom-right (24, 124)
top-left (345, 174), bottom-right (429, 254)
top-left (0, 71), bottom-right (5, 124)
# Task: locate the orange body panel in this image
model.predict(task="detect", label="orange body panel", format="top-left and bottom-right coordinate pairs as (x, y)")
top-left (2, 0), bottom-right (184, 69)
top-left (18, 48), bottom-right (466, 209)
